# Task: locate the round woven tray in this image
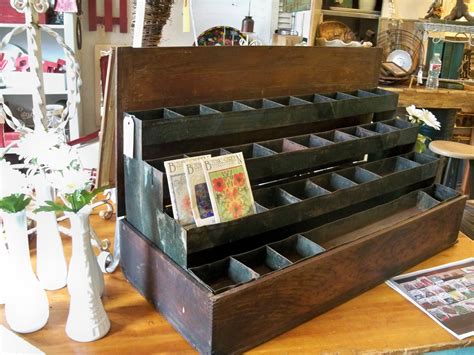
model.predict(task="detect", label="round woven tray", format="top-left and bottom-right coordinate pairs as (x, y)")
top-left (317, 21), bottom-right (356, 42)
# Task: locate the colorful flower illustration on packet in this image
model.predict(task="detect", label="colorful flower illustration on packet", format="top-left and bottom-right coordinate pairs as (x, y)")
top-left (209, 166), bottom-right (252, 222)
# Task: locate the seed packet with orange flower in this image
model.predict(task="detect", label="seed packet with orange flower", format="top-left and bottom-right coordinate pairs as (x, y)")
top-left (201, 152), bottom-right (255, 223)
top-left (164, 155), bottom-right (210, 225)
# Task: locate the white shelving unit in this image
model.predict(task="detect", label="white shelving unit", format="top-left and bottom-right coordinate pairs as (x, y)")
top-left (0, 13), bottom-right (81, 140)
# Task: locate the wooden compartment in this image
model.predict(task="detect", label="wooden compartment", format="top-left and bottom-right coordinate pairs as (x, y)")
top-left (124, 119), bottom-right (420, 257)
top-left (302, 185), bottom-right (453, 250)
top-left (267, 235), bottom-right (326, 263)
top-left (186, 185), bottom-right (460, 294)
top-left (127, 151), bottom-right (439, 267)
top-left (116, 47), bottom-right (467, 354)
top-left (120, 184), bottom-right (466, 354)
top-left (127, 88), bottom-right (398, 160)
top-left (189, 258), bottom-right (259, 294)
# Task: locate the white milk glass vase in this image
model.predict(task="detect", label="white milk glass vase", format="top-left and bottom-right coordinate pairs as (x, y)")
top-left (2, 210), bottom-right (49, 333)
top-left (34, 176), bottom-right (67, 290)
top-left (65, 207), bottom-right (109, 342)
top-left (0, 232), bottom-right (8, 304)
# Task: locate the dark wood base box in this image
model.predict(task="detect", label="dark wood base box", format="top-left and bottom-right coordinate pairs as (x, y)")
top-left (120, 184), bottom-right (466, 354)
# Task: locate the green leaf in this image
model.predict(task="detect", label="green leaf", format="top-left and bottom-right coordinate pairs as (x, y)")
top-left (36, 186), bottom-right (108, 214)
top-left (35, 200), bottom-right (73, 213)
top-left (0, 194), bottom-right (31, 213)
top-left (63, 186), bottom-right (106, 212)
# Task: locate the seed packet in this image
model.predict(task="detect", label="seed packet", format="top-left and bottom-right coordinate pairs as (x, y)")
top-left (164, 155), bottom-right (210, 225)
top-left (184, 159), bottom-right (216, 227)
top-left (201, 152), bottom-right (256, 223)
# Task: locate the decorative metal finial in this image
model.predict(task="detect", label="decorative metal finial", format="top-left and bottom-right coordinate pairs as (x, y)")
top-left (10, 0), bottom-right (49, 14)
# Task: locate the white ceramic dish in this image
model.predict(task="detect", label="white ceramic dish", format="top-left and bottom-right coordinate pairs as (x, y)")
top-left (386, 49), bottom-right (413, 71)
top-left (316, 38), bottom-right (373, 48)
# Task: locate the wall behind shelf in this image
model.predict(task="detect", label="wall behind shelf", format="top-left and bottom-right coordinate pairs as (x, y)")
top-left (79, 0), bottom-right (279, 135)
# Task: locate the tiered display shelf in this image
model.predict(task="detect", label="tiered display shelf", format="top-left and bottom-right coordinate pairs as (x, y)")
top-left (116, 47), bottom-right (467, 354)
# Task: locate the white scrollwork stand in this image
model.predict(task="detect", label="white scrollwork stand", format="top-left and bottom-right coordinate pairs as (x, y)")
top-left (1, 1), bottom-right (120, 274)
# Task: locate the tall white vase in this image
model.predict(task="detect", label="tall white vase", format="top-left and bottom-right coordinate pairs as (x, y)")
top-left (2, 210), bottom-right (49, 333)
top-left (65, 207), bottom-right (109, 342)
top-left (0, 232), bottom-right (8, 304)
top-left (34, 177), bottom-right (67, 290)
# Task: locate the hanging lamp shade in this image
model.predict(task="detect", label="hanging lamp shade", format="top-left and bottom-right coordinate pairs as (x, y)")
top-left (241, 0), bottom-right (254, 33)
top-left (241, 15), bottom-right (254, 33)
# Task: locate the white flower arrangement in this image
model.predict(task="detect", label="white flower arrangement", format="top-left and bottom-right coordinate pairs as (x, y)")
top-left (5, 124), bottom-right (101, 213)
top-left (16, 130), bottom-right (80, 175)
top-left (37, 167), bottom-right (102, 213)
top-left (39, 145), bottom-right (81, 172)
top-left (405, 105), bottom-right (441, 153)
top-left (49, 168), bottom-right (93, 195)
top-left (406, 105), bottom-right (441, 131)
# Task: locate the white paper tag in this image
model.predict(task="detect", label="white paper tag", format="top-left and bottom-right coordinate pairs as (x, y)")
top-left (123, 115), bottom-right (135, 158)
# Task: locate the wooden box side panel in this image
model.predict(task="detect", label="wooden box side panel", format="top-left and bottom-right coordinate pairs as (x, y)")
top-left (119, 221), bottom-right (213, 351)
top-left (210, 196), bottom-right (466, 354)
top-left (116, 46), bottom-right (383, 216)
top-left (118, 47), bottom-right (382, 111)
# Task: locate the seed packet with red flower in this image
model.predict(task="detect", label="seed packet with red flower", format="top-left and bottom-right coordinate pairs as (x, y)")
top-left (201, 152), bottom-right (256, 223)
top-left (164, 155), bottom-right (210, 226)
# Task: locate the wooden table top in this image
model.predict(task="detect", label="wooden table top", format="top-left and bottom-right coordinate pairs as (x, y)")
top-left (383, 86), bottom-right (474, 112)
top-left (1, 212), bottom-right (473, 354)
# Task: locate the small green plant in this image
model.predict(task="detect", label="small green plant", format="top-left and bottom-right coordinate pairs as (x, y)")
top-left (35, 168), bottom-right (104, 213)
top-left (36, 188), bottom-right (104, 213)
top-left (0, 194), bottom-right (32, 214)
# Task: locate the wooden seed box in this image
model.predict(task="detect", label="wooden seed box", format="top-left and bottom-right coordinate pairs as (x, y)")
top-left (116, 47), bottom-right (467, 354)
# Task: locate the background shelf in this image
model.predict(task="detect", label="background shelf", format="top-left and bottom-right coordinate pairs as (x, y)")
top-left (321, 9), bottom-right (380, 20)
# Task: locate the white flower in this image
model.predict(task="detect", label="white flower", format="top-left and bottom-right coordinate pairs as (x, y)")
top-left (49, 169), bottom-right (92, 194)
top-left (406, 105), bottom-right (441, 131)
top-left (38, 144), bottom-right (81, 172)
top-left (418, 109), bottom-right (441, 131)
top-left (16, 130), bottom-right (63, 166)
top-left (406, 105), bottom-right (424, 125)
top-left (0, 160), bottom-right (29, 198)
top-left (406, 105), bottom-right (423, 118)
